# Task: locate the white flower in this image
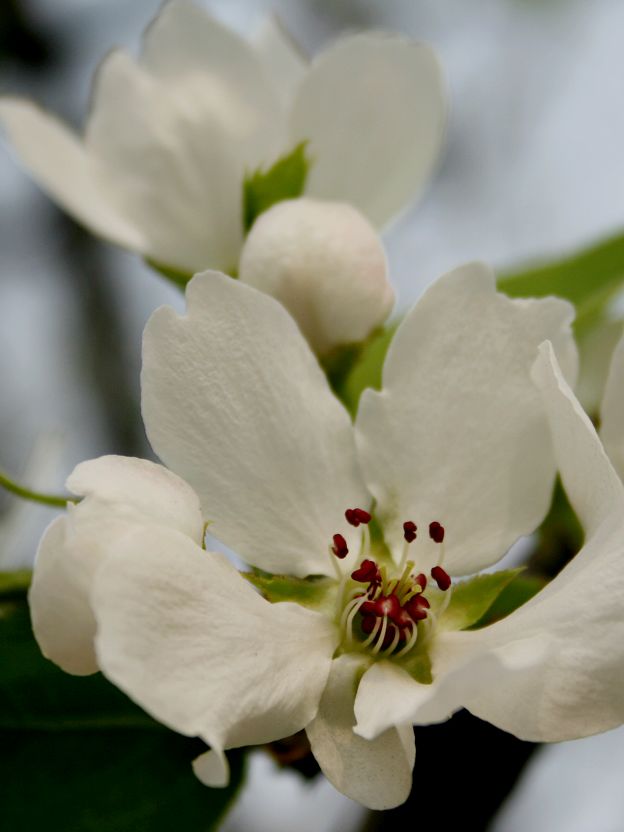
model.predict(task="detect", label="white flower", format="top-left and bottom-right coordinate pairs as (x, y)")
top-left (0, 1), bottom-right (446, 277)
top-left (31, 263), bottom-right (603, 810)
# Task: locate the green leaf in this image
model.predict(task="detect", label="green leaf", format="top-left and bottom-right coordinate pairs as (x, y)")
top-left (472, 573), bottom-right (546, 629)
top-left (497, 229), bottom-right (624, 331)
top-left (0, 596), bottom-right (245, 830)
top-left (439, 569), bottom-right (523, 632)
top-left (0, 569), bottom-right (32, 597)
top-left (338, 323), bottom-right (398, 417)
top-left (243, 142), bottom-right (310, 232)
top-left (244, 572), bottom-right (337, 616)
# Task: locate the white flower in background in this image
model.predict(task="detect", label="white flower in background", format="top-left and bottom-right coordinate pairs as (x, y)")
top-left (29, 263), bottom-right (603, 811)
top-left (0, 0), bottom-right (445, 278)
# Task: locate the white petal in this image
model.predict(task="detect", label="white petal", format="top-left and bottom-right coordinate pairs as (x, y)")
top-left (85, 50), bottom-right (243, 274)
top-left (142, 272), bottom-right (369, 577)
top-left (239, 198), bottom-right (394, 356)
top-left (192, 749), bottom-right (229, 789)
top-left (306, 654), bottom-right (414, 810)
top-left (353, 636), bottom-right (546, 740)
top-left (140, 1), bottom-right (285, 169)
top-left (29, 456), bottom-right (203, 675)
top-left (400, 345), bottom-right (624, 743)
top-left (0, 97), bottom-right (144, 251)
top-left (355, 262), bottom-right (578, 575)
top-left (92, 525), bottom-right (337, 757)
top-left (253, 16), bottom-right (308, 107)
top-left (600, 332), bottom-right (624, 481)
top-left (67, 455), bottom-right (204, 541)
top-left (290, 34), bottom-right (446, 227)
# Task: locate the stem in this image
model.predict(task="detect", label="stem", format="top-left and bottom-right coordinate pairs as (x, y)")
top-left (0, 468), bottom-right (71, 508)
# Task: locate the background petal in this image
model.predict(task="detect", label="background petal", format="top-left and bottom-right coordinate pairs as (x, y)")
top-left (29, 456), bottom-right (203, 675)
top-left (0, 97), bottom-right (144, 252)
top-left (253, 16), bottom-right (308, 107)
top-left (307, 654), bottom-right (414, 809)
top-left (85, 49), bottom-right (244, 274)
top-left (93, 526), bottom-right (337, 757)
top-left (600, 332), bottom-right (624, 481)
top-left (142, 272), bottom-right (369, 577)
top-left (355, 262), bottom-right (578, 575)
top-left (290, 33), bottom-right (446, 227)
top-left (140, 0), bottom-right (285, 169)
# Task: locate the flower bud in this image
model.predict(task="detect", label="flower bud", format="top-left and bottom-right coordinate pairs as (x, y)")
top-left (238, 197), bottom-right (394, 356)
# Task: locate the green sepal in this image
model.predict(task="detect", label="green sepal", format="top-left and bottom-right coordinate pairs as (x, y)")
top-left (471, 573), bottom-right (546, 629)
top-left (337, 323), bottom-right (399, 417)
top-left (243, 572), bottom-right (338, 616)
top-left (0, 591), bottom-right (245, 830)
top-left (439, 569), bottom-right (524, 632)
top-left (243, 142), bottom-right (310, 232)
top-left (497, 229), bottom-right (624, 334)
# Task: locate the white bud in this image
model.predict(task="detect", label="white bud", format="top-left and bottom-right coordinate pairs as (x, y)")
top-left (239, 197), bottom-right (394, 357)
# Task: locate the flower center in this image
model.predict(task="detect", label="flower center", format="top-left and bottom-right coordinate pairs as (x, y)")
top-left (330, 510), bottom-right (452, 659)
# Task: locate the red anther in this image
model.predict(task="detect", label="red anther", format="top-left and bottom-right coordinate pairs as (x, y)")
top-left (415, 573), bottom-right (427, 590)
top-left (346, 508), bottom-right (372, 527)
top-left (431, 565), bottom-right (451, 591)
top-left (403, 520), bottom-right (417, 543)
top-left (351, 559), bottom-right (380, 584)
top-left (331, 533), bottom-right (349, 559)
top-left (390, 605), bottom-right (413, 629)
top-left (405, 593), bottom-right (430, 621)
top-left (345, 509), bottom-right (359, 526)
top-left (429, 521), bottom-right (445, 543)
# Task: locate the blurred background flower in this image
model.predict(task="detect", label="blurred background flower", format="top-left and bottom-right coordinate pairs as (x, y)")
top-left (2, 1), bottom-right (624, 830)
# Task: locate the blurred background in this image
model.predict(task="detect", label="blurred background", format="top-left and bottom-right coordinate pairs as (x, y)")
top-left (2, 0), bottom-right (624, 830)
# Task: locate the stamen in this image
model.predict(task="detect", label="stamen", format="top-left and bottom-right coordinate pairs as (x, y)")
top-left (331, 533), bottom-right (349, 559)
top-left (345, 596), bottom-right (368, 645)
top-left (351, 559), bottom-right (380, 584)
top-left (415, 572), bottom-right (427, 590)
top-left (339, 595), bottom-right (365, 634)
top-left (360, 616), bottom-right (383, 649)
top-left (429, 521), bottom-right (445, 543)
top-left (345, 508), bottom-right (371, 527)
top-left (403, 520), bottom-right (417, 543)
top-left (431, 565), bottom-right (451, 591)
top-left (371, 615), bottom-right (389, 655)
top-left (394, 621), bottom-right (419, 658)
top-left (381, 623), bottom-right (401, 657)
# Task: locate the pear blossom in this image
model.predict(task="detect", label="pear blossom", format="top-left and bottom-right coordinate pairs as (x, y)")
top-left (29, 262), bottom-right (615, 811)
top-left (0, 1), bottom-right (446, 279)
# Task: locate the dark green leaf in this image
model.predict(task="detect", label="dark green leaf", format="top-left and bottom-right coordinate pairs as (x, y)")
top-left (497, 230), bottom-right (624, 330)
top-left (440, 569), bottom-right (523, 632)
top-left (0, 569), bottom-right (31, 597)
top-left (243, 142), bottom-right (310, 232)
top-left (0, 597), bottom-right (244, 830)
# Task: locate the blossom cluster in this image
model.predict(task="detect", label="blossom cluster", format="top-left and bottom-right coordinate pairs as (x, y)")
top-left (3, 0), bottom-right (624, 814)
